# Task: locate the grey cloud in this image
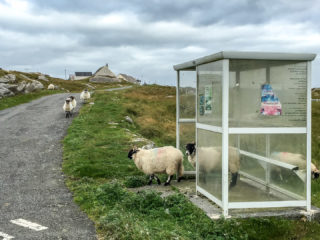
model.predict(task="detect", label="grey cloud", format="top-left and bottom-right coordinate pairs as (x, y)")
top-left (26, 0), bottom-right (320, 27)
top-left (0, 0), bottom-right (320, 86)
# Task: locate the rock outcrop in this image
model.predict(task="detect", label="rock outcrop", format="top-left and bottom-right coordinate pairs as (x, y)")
top-left (38, 74), bottom-right (49, 81)
top-left (24, 80), bottom-right (44, 93)
top-left (0, 74), bottom-right (16, 83)
top-left (0, 73), bottom-right (44, 98)
top-left (0, 85), bottom-right (14, 98)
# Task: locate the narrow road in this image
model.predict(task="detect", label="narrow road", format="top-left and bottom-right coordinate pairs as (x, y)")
top-left (0, 93), bottom-right (96, 239)
top-left (104, 85), bottom-right (132, 91)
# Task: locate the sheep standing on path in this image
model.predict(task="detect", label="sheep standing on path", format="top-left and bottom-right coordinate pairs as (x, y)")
top-left (69, 96), bottom-right (77, 113)
top-left (80, 89), bottom-right (90, 103)
top-left (128, 146), bottom-right (184, 186)
top-left (63, 98), bottom-right (73, 118)
top-left (185, 143), bottom-right (240, 188)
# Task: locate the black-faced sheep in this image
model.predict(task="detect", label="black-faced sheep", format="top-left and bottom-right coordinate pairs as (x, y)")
top-left (63, 98), bottom-right (73, 118)
top-left (185, 143), bottom-right (240, 188)
top-left (128, 146), bottom-right (184, 186)
top-left (80, 89), bottom-right (90, 102)
top-left (69, 96), bottom-right (77, 111)
top-left (270, 152), bottom-right (320, 180)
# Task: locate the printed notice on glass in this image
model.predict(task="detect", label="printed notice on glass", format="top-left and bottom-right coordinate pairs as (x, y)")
top-left (281, 62), bottom-right (307, 124)
top-left (204, 85), bottom-right (213, 114)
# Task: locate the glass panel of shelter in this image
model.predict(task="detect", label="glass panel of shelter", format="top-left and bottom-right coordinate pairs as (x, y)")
top-left (197, 61), bottom-right (223, 127)
top-left (229, 60), bottom-right (307, 127)
top-left (227, 59), bottom-right (308, 203)
top-left (228, 134), bottom-right (306, 202)
top-left (194, 59), bottom-right (308, 205)
top-left (178, 71), bottom-right (196, 171)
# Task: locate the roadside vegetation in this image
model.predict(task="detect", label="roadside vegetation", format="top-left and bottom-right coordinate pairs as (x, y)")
top-left (63, 85), bottom-right (320, 239)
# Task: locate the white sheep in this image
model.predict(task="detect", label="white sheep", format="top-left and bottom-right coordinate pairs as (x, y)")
top-left (63, 98), bottom-right (74, 118)
top-left (185, 143), bottom-right (240, 188)
top-left (47, 84), bottom-right (55, 90)
top-left (128, 146), bottom-right (184, 186)
top-left (80, 89), bottom-right (90, 103)
top-left (270, 152), bottom-right (320, 180)
top-left (69, 96), bottom-right (77, 110)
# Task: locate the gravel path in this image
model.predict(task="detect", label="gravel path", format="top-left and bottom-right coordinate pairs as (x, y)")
top-left (0, 93), bottom-right (96, 240)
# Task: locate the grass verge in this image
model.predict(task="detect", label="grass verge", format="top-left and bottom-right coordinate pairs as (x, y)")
top-left (63, 85), bottom-right (320, 240)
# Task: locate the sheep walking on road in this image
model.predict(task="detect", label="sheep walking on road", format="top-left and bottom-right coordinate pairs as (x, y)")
top-left (69, 96), bottom-right (77, 113)
top-left (80, 89), bottom-right (90, 103)
top-left (186, 143), bottom-right (240, 188)
top-left (128, 146), bottom-right (184, 186)
top-left (63, 98), bottom-right (74, 118)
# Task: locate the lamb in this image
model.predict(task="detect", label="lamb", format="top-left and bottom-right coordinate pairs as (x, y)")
top-left (80, 89), bottom-right (90, 103)
top-left (185, 143), bottom-right (240, 188)
top-left (128, 146), bottom-right (184, 186)
top-left (63, 98), bottom-right (74, 118)
top-left (270, 152), bottom-right (320, 180)
top-left (69, 96), bottom-right (77, 109)
top-left (47, 84), bottom-right (55, 90)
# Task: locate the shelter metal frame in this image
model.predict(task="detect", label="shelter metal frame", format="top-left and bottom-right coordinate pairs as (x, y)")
top-left (174, 51), bottom-right (315, 216)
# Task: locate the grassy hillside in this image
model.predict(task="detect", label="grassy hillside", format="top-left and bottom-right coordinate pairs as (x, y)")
top-left (63, 85), bottom-right (320, 240)
top-left (0, 69), bottom-right (133, 110)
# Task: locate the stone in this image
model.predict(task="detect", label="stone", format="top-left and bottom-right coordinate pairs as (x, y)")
top-left (0, 74), bottom-right (16, 83)
top-left (38, 74), bottom-right (49, 81)
top-left (142, 142), bottom-right (155, 149)
top-left (125, 116), bottom-right (133, 124)
top-left (0, 86), bottom-right (14, 98)
top-left (0, 83), bottom-right (19, 93)
top-left (20, 74), bottom-right (33, 81)
top-left (17, 81), bottom-right (27, 92)
top-left (24, 80), bottom-right (44, 93)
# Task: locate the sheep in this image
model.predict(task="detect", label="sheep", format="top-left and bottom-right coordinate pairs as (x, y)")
top-left (128, 146), bottom-right (184, 186)
top-left (63, 98), bottom-right (74, 118)
top-left (47, 84), bottom-right (55, 90)
top-left (185, 143), bottom-right (240, 188)
top-left (69, 95), bottom-right (77, 111)
top-left (270, 152), bottom-right (320, 180)
top-left (80, 89), bottom-right (90, 103)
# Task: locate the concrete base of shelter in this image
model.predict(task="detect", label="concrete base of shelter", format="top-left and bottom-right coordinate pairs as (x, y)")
top-left (170, 179), bottom-right (320, 221)
top-left (189, 193), bottom-right (320, 221)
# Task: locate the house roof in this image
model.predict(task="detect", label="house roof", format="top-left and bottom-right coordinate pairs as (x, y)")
top-left (94, 65), bottom-right (116, 78)
top-left (118, 73), bottom-right (137, 83)
top-left (75, 72), bottom-right (92, 76)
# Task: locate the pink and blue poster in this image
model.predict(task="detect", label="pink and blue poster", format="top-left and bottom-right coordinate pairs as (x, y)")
top-left (260, 84), bottom-right (282, 116)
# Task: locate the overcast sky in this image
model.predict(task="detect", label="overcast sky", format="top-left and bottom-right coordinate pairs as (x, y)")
top-left (1, 0), bottom-right (320, 86)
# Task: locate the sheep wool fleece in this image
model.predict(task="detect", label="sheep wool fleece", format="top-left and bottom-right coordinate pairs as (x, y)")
top-left (133, 146), bottom-right (184, 176)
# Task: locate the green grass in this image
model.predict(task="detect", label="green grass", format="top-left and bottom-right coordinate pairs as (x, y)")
top-left (63, 85), bottom-right (320, 240)
top-left (0, 90), bottom-right (63, 110)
